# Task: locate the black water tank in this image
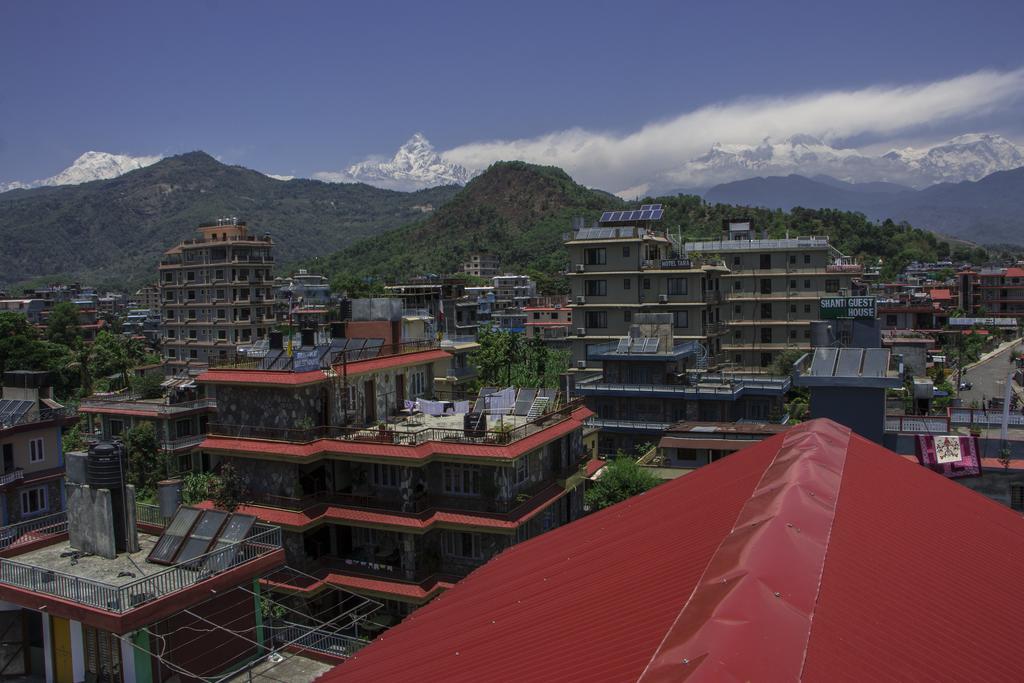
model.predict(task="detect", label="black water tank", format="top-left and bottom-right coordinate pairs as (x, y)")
top-left (269, 330), bottom-right (283, 350)
top-left (87, 441), bottom-right (129, 552)
top-left (301, 329), bottom-right (315, 347)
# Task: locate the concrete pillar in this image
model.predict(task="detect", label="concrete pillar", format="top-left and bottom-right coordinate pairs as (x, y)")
top-left (42, 612), bottom-right (53, 683)
top-left (70, 620), bottom-right (84, 683)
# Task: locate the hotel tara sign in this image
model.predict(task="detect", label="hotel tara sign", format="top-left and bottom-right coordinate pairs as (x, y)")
top-left (820, 296), bottom-right (876, 319)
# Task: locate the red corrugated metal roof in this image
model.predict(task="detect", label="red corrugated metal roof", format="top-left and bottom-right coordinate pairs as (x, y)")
top-left (336, 349), bottom-right (451, 376)
top-left (929, 288), bottom-right (953, 300)
top-left (323, 419), bottom-right (1024, 682)
top-left (1005, 267), bottom-right (1024, 278)
top-left (197, 369), bottom-right (327, 386)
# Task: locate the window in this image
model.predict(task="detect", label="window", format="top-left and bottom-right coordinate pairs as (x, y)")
top-left (443, 463), bottom-right (480, 495)
top-left (886, 314), bottom-right (898, 326)
top-left (215, 269), bottom-right (224, 280)
top-left (165, 309), bottom-right (174, 320)
top-left (825, 279), bottom-right (840, 293)
top-left (790, 304), bottom-right (797, 313)
top-left (584, 248), bottom-right (606, 265)
top-left (734, 353), bottom-right (743, 364)
top-left (166, 329), bottom-right (176, 339)
top-left (187, 310), bottom-right (197, 320)
top-left (584, 311), bottom-right (607, 329)
top-left (189, 349), bottom-right (198, 359)
top-left (734, 304), bottom-right (742, 315)
top-left (789, 279), bottom-right (797, 289)
top-left (623, 278), bottom-right (631, 290)
top-left (29, 439), bottom-right (43, 463)
top-left (804, 279), bottom-right (811, 289)
top-left (673, 311), bottom-right (689, 328)
top-left (789, 255), bottom-right (796, 264)
top-left (732, 256), bottom-right (741, 267)
top-left (790, 329), bottom-right (798, 339)
top-left (804, 254), bottom-right (811, 264)
top-left (761, 328), bottom-right (772, 343)
top-left (21, 486), bottom-right (47, 516)
top-left (186, 271), bottom-right (196, 282)
top-left (217, 309), bottom-right (226, 319)
top-left (164, 291), bottom-right (174, 301)
top-left (761, 303), bottom-right (772, 319)
top-left (443, 531), bottom-right (483, 560)
top-left (622, 246), bottom-right (630, 258)
top-left (175, 419), bottom-right (193, 438)
top-left (532, 311), bottom-right (540, 320)
top-left (586, 280), bottom-right (607, 296)
top-left (760, 254), bottom-right (772, 269)
top-left (760, 279), bottom-right (772, 295)
top-left (804, 303), bottom-right (811, 313)
top-left (164, 273), bottom-right (173, 283)
top-left (667, 278), bottom-right (687, 295)
top-left (760, 352), bottom-right (773, 368)
top-left (643, 278), bottom-right (651, 290)
top-left (188, 330), bottom-right (197, 340)
top-left (110, 419), bottom-right (124, 436)
top-left (624, 310), bottom-right (632, 323)
top-left (218, 330), bottom-right (227, 340)
top-left (733, 281), bottom-right (742, 291)
top-left (166, 349), bottom-right (177, 359)
top-left (372, 463), bottom-right (401, 488)
top-left (514, 456), bottom-right (530, 484)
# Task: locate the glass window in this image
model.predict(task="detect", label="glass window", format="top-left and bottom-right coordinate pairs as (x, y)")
top-left (443, 463), bottom-right (481, 495)
top-left (584, 248), bottom-right (607, 265)
top-left (585, 280), bottom-right (607, 296)
top-left (29, 439), bottom-right (43, 463)
top-left (673, 311), bottom-right (689, 328)
top-left (667, 278), bottom-right (687, 295)
top-left (21, 486), bottom-right (47, 516)
top-left (584, 311), bottom-right (607, 328)
top-left (623, 278), bottom-right (631, 290)
top-left (372, 464), bottom-right (401, 488)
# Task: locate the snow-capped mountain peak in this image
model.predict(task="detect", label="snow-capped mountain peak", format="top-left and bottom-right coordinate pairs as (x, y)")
top-left (315, 134), bottom-right (473, 191)
top-left (1, 151), bottom-right (162, 193)
top-left (882, 133), bottom-right (1024, 184)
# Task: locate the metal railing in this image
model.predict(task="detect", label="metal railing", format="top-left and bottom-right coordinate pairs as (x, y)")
top-left (885, 415), bottom-right (949, 434)
top-left (0, 469), bottom-right (25, 487)
top-left (272, 621), bottom-right (369, 659)
top-left (950, 408), bottom-right (1024, 427)
top-left (683, 237), bottom-right (831, 252)
top-left (79, 396), bottom-right (216, 415)
top-left (209, 398), bottom-right (584, 447)
top-left (161, 434), bottom-right (206, 451)
top-left (0, 512), bottom-right (68, 551)
top-left (0, 407), bottom-right (77, 430)
top-left (135, 503), bottom-right (168, 527)
top-left (0, 523), bottom-right (281, 613)
top-left (575, 376), bottom-right (790, 398)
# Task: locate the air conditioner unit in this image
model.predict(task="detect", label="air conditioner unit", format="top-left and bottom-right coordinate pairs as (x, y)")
top-left (576, 296), bottom-right (586, 305)
top-left (577, 327), bottom-right (586, 337)
top-left (576, 264), bottom-right (585, 273)
top-left (658, 294), bottom-right (668, 303)
top-left (576, 360), bottom-right (587, 369)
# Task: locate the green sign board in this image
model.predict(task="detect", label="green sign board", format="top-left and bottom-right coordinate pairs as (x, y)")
top-left (819, 296), bottom-right (876, 319)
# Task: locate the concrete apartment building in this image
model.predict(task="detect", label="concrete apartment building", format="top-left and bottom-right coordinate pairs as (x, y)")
top-left (159, 219), bottom-right (277, 368)
top-left (684, 220), bottom-right (861, 369)
top-left (566, 205), bottom-right (728, 368)
top-left (197, 333), bottom-right (595, 626)
top-left (0, 371), bottom-right (76, 526)
top-left (958, 265), bottom-right (1024, 316)
top-left (461, 252), bottom-right (500, 278)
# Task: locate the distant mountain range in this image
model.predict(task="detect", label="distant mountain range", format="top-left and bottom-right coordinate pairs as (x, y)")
top-left (703, 167), bottom-right (1024, 244)
top-left (314, 134), bottom-right (473, 191)
top-left (0, 152), bottom-right (458, 289)
top-left (658, 133), bottom-right (1024, 193)
top-left (0, 151), bottom-right (163, 192)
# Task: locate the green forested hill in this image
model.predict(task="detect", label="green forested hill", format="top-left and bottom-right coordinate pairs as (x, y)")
top-left (317, 162), bottom-right (986, 291)
top-left (0, 152), bottom-right (459, 290)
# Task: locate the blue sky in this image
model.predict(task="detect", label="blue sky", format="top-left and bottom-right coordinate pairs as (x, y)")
top-left (2, 0), bottom-right (1023, 186)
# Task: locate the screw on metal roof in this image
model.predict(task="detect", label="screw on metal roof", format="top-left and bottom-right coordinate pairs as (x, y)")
top-left (774, 591), bottom-right (782, 597)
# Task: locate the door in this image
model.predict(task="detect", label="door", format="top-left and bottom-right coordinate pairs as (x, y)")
top-left (2, 445), bottom-right (11, 475)
top-left (50, 616), bottom-right (72, 683)
top-left (395, 374), bottom-right (405, 414)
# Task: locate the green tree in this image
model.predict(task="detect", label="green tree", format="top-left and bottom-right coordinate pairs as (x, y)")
top-left (214, 461), bottom-right (244, 512)
top-left (469, 328), bottom-right (569, 389)
top-left (181, 471), bottom-right (217, 505)
top-left (124, 422), bottom-right (167, 498)
top-left (328, 273), bottom-right (384, 299)
top-left (131, 372), bottom-right (165, 399)
top-left (46, 302), bottom-right (82, 347)
top-left (90, 331), bottom-right (146, 389)
top-left (584, 455), bottom-right (660, 512)
top-left (770, 348), bottom-right (806, 377)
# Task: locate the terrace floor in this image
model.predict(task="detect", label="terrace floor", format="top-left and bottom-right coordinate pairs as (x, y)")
top-left (13, 533), bottom-right (163, 585)
top-left (390, 411), bottom-right (533, 434)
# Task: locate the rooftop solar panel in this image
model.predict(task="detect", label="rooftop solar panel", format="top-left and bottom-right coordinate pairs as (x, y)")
top-left (651, 209), bottom-right (664, 220)
top-left (835, 349), bottom-right (864, 378)
top-left (643, 337), bottom-right (661, 353)
top-left (513, 389), bottom-right (538, 416)
top-left (861, 349), bottom-right (890, 377)
top-left (148, 507), bottom-right (202, 565)
top-left (808, 348), bottom-right (838, 377)
top-left (204, 514), bottom-right (257, 573)
top-left (615, 338), bottom-right (631, 353)
top-left (599, 212), bottom-right (614, 223)
top-left (176, 509), bottom-right (229, 566)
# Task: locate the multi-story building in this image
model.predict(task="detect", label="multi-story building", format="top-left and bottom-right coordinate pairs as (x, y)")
top-left (130, 283), bottom-right (161, 311)
top-left (158, 219), bottom-right (277, 368)
top-left (0, 371), bottom-right (76, 525)
top-left (78, 379), bottom-right (217, 475)
top-left (433, 337), bottom-right (480, 400)
top-left (492, 274), bottom-right (536, 309)
top-left (684, 220), bottom-right (861, 370)
top-left (275, 269), bottom-right (333, 322)
top-left (454, 286), bottom-right (495, 336)
top-left (566, 205), bottom-right (729, 368)
top-left (197, 337), bottom-right (594, 625)
top-left (384, 277), bottom-right (468, 337)
top-left (573, 318), bottom-right (790, 455)
top-left (958, 266), bottom-right (1024, 316)
top-left (461, 253), bottom-right (500, 278)
top-left (0, 299), bottom-right (45, 324)
top-left (524, 301), bottom-right (573, 343)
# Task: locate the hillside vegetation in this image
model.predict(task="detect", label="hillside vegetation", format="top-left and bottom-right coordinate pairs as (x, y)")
top-left (0, 152), bottom-right (459, 290)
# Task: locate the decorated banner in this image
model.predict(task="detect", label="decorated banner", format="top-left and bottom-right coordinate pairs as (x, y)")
top-left (914, 435), bottom-right (982, 478)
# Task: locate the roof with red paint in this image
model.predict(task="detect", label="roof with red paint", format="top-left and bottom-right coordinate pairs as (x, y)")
top-left (1005, 267), bottom-right (1024, 278)
top-left (197, 369), bottom-right (327, 386)
top-left (929, 288), bottom-right (953, 300)
top-left (201, 406), bottom-right (593, 463)
top-left (336, 349), bottom-right (450, 376)
top-left (323, 419), bottom-right (1024, 682)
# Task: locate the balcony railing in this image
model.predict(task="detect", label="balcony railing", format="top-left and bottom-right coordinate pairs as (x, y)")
top-left (0, 512), bottom-right (68, 551)
top-left (271, 621), bottom-right (369, 659)
top-left (0, 470), bottom-right (24, 487)
top-left (0, 519), bottom-right (281, 613)
top-left (0, 407), bottom-right (77, 431)
top-left (79, 395), bottom-right (217, 416)
top-left (683, 236), bottom-right (831, 252)
top-left (575, 376), bottom-right (790, 398)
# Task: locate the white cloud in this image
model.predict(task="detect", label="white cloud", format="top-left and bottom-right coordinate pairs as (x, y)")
top-left (439, 67), bottom-right (1024, 194)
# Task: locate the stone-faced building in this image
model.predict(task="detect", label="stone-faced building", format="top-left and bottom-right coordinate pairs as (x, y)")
top-left (198, 341), bottom-right (595, 624)
top-left (0, 371), bottom-right (76, 525)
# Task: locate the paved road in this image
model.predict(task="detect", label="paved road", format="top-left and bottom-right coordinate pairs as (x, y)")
top-left (957, 340), bottom-right (1020, 408)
